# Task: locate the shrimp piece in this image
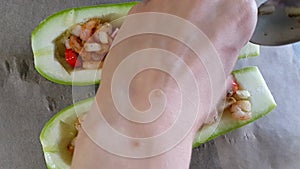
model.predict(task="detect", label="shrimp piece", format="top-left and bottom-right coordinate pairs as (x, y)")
top-left (80, 19), bottom-right (100, 41)
top-left (230, 100), bottom-right (252, 120)
top-left (231, 110), bottom-right (252, 121)
top-left (69, 35), bottom-right (83, 53)
top-left (223, 97), bottom-right (237, 110)
top-left (233, 100), bottom-right (252, 112)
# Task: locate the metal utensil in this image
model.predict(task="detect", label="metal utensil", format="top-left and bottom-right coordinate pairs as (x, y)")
top-left (251, 0), bottom-right (300, 46)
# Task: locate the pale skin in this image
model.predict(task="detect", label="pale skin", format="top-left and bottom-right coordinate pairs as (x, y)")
top-left (71, 1), bottom-right (257, 169)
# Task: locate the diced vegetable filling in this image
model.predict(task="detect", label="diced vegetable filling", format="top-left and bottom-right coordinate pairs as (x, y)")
top-left (226, 80), bottom-right (252, 121)
top-left (63, 18), bottom-right (119, 70)
top-left (67, 114), bottom-right (85, 155)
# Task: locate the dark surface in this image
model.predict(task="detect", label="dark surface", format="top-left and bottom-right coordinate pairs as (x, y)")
top-left (1, 0), bottom-right (300, 169)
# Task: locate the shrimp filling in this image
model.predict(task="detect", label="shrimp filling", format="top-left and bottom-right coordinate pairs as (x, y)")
top-left (204, 79), bottom-right (253, 125)
top-left (226, 80), bottom-right (253, 121)
top-left (67, 114), bottom-right (85, 155)
top-left (54, 18), bottom-right (119, 72)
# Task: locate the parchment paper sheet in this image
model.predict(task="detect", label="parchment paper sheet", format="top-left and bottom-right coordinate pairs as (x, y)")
top-left (1, 0), bottom-right (299, 168)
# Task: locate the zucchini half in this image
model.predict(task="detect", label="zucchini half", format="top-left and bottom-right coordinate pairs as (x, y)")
top-left (32, 3), bottom-right (259, 86)
top-left (40, 66), bottom-right (276, 169)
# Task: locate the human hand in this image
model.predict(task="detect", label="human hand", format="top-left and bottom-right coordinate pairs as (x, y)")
top-left (129, 0), bottom-right (257, 74)
top-left (71, 1), bottom-right (257, 169)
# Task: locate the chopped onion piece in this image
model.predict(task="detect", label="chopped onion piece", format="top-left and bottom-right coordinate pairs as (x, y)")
top-left (98, 31), bottom-right (109, 44)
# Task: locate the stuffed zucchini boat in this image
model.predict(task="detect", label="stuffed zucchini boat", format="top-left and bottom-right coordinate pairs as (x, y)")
top-left (31, 3), bottom-right (260, 86)
top-left (40, 66), bottom-right (276, 169)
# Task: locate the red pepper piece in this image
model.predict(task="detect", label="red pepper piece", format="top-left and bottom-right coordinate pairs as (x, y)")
top-left (65, 49), bottom-right (81, 68)
top-left (232, 81), bottom-right (239, 93)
